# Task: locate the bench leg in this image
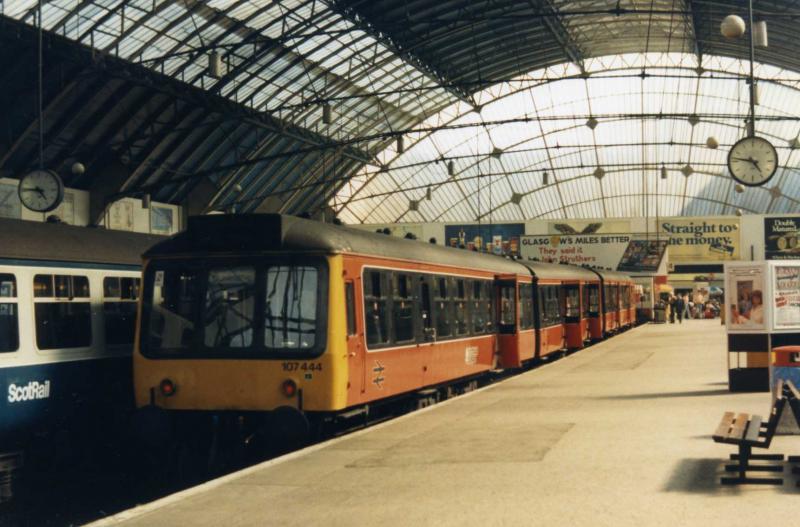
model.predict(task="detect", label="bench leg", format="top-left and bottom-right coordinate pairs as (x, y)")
top-left (721, 445), bottom-right (784, 485)
top-left (730, 453), bottom-right (784, 461)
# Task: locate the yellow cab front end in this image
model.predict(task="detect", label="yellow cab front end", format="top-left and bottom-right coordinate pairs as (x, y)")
top-left (132, 249), bottom-right (349, 444)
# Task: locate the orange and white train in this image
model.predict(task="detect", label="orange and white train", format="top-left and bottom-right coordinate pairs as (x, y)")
top-left (133, 214), bottom-right (638, 447)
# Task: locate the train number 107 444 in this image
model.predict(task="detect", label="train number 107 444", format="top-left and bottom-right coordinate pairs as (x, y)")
top-left (281, 362), bottom-right (323, 372)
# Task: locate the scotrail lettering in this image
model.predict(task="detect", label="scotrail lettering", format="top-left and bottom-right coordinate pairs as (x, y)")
top-left (7, 381), bottom-right (51, 403)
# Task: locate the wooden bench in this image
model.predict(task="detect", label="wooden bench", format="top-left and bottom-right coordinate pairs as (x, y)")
top-left (783, 380), bottom-right (800, 485)
top-left (712, 379), bottom-right (788, 485)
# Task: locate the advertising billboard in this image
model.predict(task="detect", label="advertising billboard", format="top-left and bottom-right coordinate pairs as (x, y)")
top-left (659, 218), bottom-right (740, 262)
top-left (445, 223), bottom-right (524, 256)
top-left (520, 234), bottom-right (667, 272)
top-left (764, 217), bottom-right (800, 260)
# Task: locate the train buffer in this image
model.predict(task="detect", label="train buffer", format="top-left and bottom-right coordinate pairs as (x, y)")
top-left (711, 380), bottom-right (793, 485)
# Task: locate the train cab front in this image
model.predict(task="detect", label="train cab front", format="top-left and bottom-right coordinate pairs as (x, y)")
top-left (132, 253), bottom-right (347, 454)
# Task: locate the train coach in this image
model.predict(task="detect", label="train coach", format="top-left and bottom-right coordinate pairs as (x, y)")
top-left (0, 218), bottom-right (161, 494)
top-left (133, 214), bottom-right (637, 453)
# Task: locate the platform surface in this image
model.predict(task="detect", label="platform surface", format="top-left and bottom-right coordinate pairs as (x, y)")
top-left (93, 320), bottom-right (800, 527)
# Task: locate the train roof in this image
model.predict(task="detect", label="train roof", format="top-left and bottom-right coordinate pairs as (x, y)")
top-left (591, 268), bottom-right (633, 283)
top-left (145, 214), bottom-right (526, 275)
top-left (0, 218), bottom-right (163, 266)
top-left (517, 260), bottom-right (600, 281)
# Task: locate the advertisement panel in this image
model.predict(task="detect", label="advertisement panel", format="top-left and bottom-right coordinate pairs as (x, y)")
top-left (773, 265), bottom-right (800, 328)
top-left (547, 219), bottom-right (632, 235)
top-left (520, 234), bottom-right (667, 272)
top-left (445, 223), bottom-right (524, 256)
top-left (764, 217), bottom-right (800, 260)
top-left (725, 264), bottom-right (765, 330)
top-left (660, 218), bottom-right (740, 262)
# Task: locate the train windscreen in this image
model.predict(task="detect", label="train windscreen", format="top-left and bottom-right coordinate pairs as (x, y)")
top-left (141, 259), bottom-right (327, 358)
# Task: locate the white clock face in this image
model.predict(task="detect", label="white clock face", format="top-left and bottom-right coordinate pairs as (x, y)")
top-left (727, 136), bottom-right (778, 187)
top-left (18, 170), bottom-right (64, 213)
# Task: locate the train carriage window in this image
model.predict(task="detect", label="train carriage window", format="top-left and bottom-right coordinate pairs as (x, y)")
top-left (0, 274), bottom-right (19, 353)
top-left (206, 267), bottom-right (256, 349)
top-left (538, 285), bottom-right (563, 327)
top-left (264, 266), bottom-right (317, 350)
top-left (454, 278), bottom-right (469, 336)
top-left (345, 282), bottom-right (356, 337)
top-left (103, 276), bottom-right (142, 347)
top-left (519, 283), bottom-right (534, 330)
top-left (483, 281), bottom-right (495, 332)
top-left (471, 280), bottom-right (485, 334)
top-left (364, 270), bottom-right (389, 346)
top-left (34, 274), bottom-right (92, 350)
top-left (392, 273), bottom-right (415, 343)
top-left (434, 277), bottom-right (452, 339)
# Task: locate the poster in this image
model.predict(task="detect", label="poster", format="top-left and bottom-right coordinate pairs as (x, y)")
top-left (660, 218), bottom-right (740, 261)
top-left (725, 265), bottom-right (765, 330)
top-left (52, 191), bottom-right (75, 224)
top-left (445, 223), bottom-right (524, 256)
top-left (151, 205), bottom-right (175, 235)
top-left (617, 239), bottom-right (668, 272)
top-left (764, 217), bottom-right (800, 260)
top-left (773, 265), bottom-right (800, 328)
top-left (521, 233), bottom-right (666, 272)
top-left (108, 200), bottom-right (134, 231)
top-left (0, 183), bottom-right (21, 219)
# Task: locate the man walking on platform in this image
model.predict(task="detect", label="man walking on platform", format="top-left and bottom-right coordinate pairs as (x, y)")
top-left (675, 295), bottom-right (685, 324)
top-left (669, 295), bottom-right (676, 324)
top-left (682, 294), bottom-right (691, 320)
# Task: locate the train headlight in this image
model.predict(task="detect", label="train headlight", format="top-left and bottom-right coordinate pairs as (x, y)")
top-left (281, 379), bottom-right (297, 398)
top-left (159, 378), bottom-right (177, 397)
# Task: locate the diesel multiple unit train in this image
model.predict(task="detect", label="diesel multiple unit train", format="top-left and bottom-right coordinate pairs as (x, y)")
top-left (133, 214), bottom-right (639, 453)
top-left (0, 218), bottom-right (161, 498)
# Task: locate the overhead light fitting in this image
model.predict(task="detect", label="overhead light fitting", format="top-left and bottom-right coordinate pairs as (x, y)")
top-left (586, 117), bottom-right (599, 130)
top-left (142, 193), bottom-right (151, 209)
top-left (720, 14), bottom-right (746, 39)
top-left (447, 160), bottom-right (455, 176)
top-left (510, 192), bottom-right (524, 205)
top-left (706, 136), bottom-right (719, 149)
top-left (735, 183), bottom-right (745, 193)
top-left (687, 114), bottom-right (700, 126)
top-left (594, 167), bottom-right (605, 180)
top-left (660, 165), bottom-right (668, 180)
top-left (409, 199), bottom-right (419, 211)
top-left (753, 21), bottom-right (768, 47)
top-left (208, 51), bottom-right (223, 79)
top-left (769, 186), bottom-right (782, 199)
top-left (322, 103), bottom-right (332, 125)
top-left (396, 136), bottom-right (405, 154)
top-left (681, 164), bottom-right (694, 177)
top-left (543, 172), bottom-right (549, 185)
top-left (425, 186), bottom-right (432, 200)
top-left (491, 147), bottom-right (503, 158)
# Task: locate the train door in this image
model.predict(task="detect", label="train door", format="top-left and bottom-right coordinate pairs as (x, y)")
top-left (563, 283), bottom-right (582, 349)
top-left (496, 278), bottom-right (520, 367)
top-left (585, 282), bottom-right (602, 340)
top-left (344, 279), bottom-right (365, 396)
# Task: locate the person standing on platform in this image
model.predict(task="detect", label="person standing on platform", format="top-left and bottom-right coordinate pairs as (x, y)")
top-left (684, 295), bottom-right (693, 320)
top-left (669, 295), bottom-right (676, 324)
top-left (676, 295), bottom-right (686, 324)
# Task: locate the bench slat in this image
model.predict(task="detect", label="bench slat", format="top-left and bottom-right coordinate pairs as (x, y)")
top-left (727, 413), bottom-right (749, 441)
top-left (713, 412), bottom-right (736, 440)
top-left (786, 379), bottom-right (800, 400)
top-left (744, 415), bottom-right (763, 443)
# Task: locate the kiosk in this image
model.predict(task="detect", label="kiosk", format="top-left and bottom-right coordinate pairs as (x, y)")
top-left (725, 261), bottom-right (800, 392)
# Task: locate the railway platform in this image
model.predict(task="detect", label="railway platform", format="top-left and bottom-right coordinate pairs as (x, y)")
top-left (92, 320), bottom-right (799, 527)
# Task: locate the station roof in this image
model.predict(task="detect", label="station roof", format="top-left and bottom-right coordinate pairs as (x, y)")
top-left (1, 1), bottom-right (800, 222)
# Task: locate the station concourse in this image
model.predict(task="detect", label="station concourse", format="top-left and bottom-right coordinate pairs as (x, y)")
top-left (3, 0), bottom-right (800, 525)
top-left (92, 320), bottom-right (797, 527)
